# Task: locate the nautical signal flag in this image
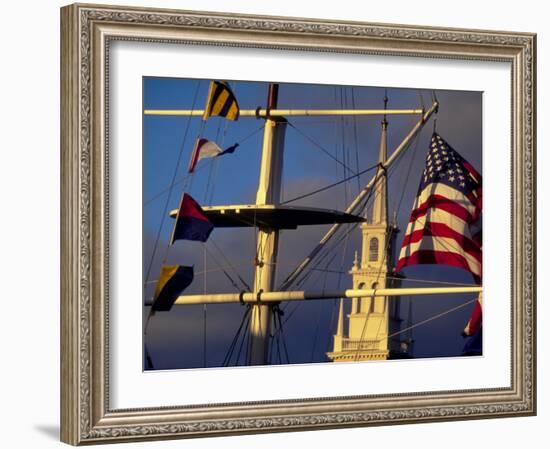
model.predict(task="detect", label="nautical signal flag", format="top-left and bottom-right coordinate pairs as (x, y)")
top-left (187, 138), bottom-right (239, 173)
top-left (396, 133), bottom-right (482, 284)
top-left (202, 81), bottom-right (240, 121)
top-left (151, 265), bottom-right (194, 312)
top-left (170, 193), bottom-right (214, 244)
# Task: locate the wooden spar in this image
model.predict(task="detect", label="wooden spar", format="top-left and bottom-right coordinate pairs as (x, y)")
top-left (279, 100), bottom-right (439, 291)
top-left (153, 286), bottom-right (482, 306)
top-left (247, 83), bottom-right (285, 365)
top-left (143, 108), bottom-right (424, 117)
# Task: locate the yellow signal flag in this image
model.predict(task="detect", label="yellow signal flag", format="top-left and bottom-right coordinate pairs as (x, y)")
top-left (202, 80), bottom-right (240, 121)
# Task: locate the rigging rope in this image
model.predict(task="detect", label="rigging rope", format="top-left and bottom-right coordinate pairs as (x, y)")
top-left (211, 239), bottom-right (251, 290)
top-left (340, 87), bottom-right (350, 209)
top-left (387, 275), bottom-right (478, 287)
top-left (275, 306), bottom-right (291, 363)
top-left (286, 120), bottom-right (357, 175)
top-left (393, 130), bottom-right (421, 216)
top-left (202, 244), bottom-right (246, 292)
top-left (280, 162), bottom-right (379, 205)
top-left (351, 88), bottom-right (362, 194)
top-left (308, 247), bottom-right (336, 362)
top-left (335, 297), bottom-right (477, 358)
top-left (274, 311), bottom-right (283, 364)
top-left (222, 305), bottom-right (251, 367)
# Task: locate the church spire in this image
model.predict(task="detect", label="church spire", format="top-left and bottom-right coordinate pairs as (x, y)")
top-left (371, 94), bottom-right (389, 225)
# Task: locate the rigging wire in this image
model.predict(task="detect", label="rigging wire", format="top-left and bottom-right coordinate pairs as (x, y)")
top-left (387, 275), bottom-right (478, 287)
top-left (336, 297), bottom-right (478, 358)
top-left (202, 244), bottom-right (246, 292)
top-left (393, 130), bottom-right (422, 216)
top-left (274, 311), bottom-right (283, 364)
top-left (268, 310), bottom-right (277, 364)
top-left (243, 310), bottom-right (252, 365)
top-left (208, 239), bottom-right (251, 291)
top-left (275, 306), bottom-right (291, 363)
top-left (144, 261), bottom-right (353, 287)
top-left (286, 120), bottom-right (357, 175)
top-left (340, 87), bottom-right (350, 209)
top-left (306, 250), bottom-right (336, 362)
top-left (280, 162), bottom-right (380, 205)
top-left (222, 305), bottom-right (251, 367)
top-left (351, 88), bottom-right (362, 194)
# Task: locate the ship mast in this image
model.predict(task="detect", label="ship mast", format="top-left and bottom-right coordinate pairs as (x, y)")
top-left (248, 84), bottom-right (286, 365)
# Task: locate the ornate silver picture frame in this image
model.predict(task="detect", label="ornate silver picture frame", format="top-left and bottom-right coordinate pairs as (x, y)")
top-left (60, 3), bottom-right (536, 445)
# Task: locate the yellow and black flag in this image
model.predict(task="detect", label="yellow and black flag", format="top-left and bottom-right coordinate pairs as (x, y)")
top-left (151, 265), bottom-right (194, 312)
top-left (202, 80), bottom-right (239, 121)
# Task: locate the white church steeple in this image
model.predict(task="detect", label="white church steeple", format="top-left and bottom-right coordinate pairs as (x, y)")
top-left (328, 96), bottom-right (405, 362)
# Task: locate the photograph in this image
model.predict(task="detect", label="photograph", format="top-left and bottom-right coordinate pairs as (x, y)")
top-left (142, 78), bottom-right (483, 370)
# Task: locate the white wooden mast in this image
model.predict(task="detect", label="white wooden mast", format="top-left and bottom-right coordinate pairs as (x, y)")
top-left (248, 84), bottom-right (285, 365)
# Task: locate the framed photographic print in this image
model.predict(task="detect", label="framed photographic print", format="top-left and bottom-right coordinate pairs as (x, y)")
top-left (60, 3), bottom-right (536, 445)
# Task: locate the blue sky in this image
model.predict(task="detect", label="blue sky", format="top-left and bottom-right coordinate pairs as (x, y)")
top-left (142, 77), bottom-right (482, 370)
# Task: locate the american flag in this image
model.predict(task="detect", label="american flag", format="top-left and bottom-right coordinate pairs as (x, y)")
top-left (396, 133), bottom-right (482, 284)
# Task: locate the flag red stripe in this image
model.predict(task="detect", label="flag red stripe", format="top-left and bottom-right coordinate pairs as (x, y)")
top-left (410, 194), bottom-right (473, 223)
top-left (398, 235), bottom-right (481, 276)
top-left (465, 299), bottom-right (482, 335)
top-left (396, 250), bottom-right (481, 284)
top-left (401, 222), bottom-right (481, 262)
